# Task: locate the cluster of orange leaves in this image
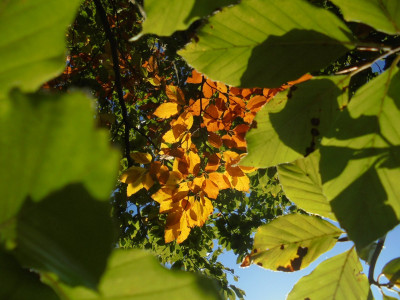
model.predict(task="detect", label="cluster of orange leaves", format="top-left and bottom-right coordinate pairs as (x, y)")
top-left (121, 68), bottom-right (312, 243)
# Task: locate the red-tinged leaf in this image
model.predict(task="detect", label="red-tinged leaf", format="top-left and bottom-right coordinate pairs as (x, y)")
top-left (205, 153), bottom-right (221, 172)
top-left (208, 131), bottom-right (223, 148)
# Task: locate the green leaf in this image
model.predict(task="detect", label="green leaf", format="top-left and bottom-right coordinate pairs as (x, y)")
top-left (382, 257), bottom-right (400, 288)
top-left (330, 0), bottom-right (400, 35)
top-left (136, 0), bottom-right (237, 38)
top-left (287, 248), bottom-right (372, 300)
top-left (0, 90), bottom-right (119, 224)
top-left (277, 150), bottom-right (336, 220)
top-left (14, 184), bottom-right (115, 290)
top-left (179, 0), bottom-right (354, 88)
top-left (0, 0), bottom-right (82, 98)
top-left (240, 76), bottom-right (350, 168)
top-left (45, 249), bottom-right (222, 300)
top-left (0, 249), bottom-right (58, 300)
top-left (320, 66), bottom-right (400, 249)
top-left (249, 214), bottom-right (342, 271)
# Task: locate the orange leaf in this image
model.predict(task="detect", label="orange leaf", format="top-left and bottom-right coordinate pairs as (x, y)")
top-left (153, 102), bottom-right (180, 119)
top-left (208, 172), bottom-right (231, 190)
top-left (287, 73), bottom-right (313, 86)
top-left (186, 69), bottom-right (203, 84)
top-left (247, 95), bottom-right (268, 111)
top-left (203, 179), bottom-right (219, 199)
top-left (188, 98), bottom-right (209, 116)
top-left (203, 79), bottom-right (217, 98)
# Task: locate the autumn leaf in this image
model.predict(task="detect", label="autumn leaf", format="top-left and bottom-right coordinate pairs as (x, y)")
top-left (166, 85), bottom-right (185, 105)
top-left (130, 152), bottom-right (152, 164)
top-left (186, 69), bottom-right (203, 84)
top-left (153, 102), bottom-right (180, 119)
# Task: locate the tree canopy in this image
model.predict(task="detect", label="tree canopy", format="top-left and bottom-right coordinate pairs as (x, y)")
top-left (1, 0), bottom-right (400, 299)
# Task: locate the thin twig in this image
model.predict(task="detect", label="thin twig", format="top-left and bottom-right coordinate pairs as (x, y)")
top-left (94, 0), bottom-right (133, 166)
top-left (337, 46), bottom-right (400, 75)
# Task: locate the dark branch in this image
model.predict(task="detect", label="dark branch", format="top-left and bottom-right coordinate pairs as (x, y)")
top-left (93, 0), bottom-right (133, 166)
top-left (368, 237), bottom-right (386, 285)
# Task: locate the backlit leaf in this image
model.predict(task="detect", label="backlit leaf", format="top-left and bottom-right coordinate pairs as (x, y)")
top-left (382, 257), bottom-right (400, 288)
top-left (249, 214), bottom-right (342, 271)
top-left (179, 0), bottom-right (354, 88)
top-left (0, 0), bottom-right (82, 98)
top-left (287, 248), bottom-right (372, 300)
top-left (331, 0), bottom-right (400, 35)
top-left (320, 66), bottom-right (400, 249)
top-left (277, 150), bottom-right (336, 220)
top-left (241, 76), bottom-right (350, 168)
top-left (45, 249), bottom-right (222, 300)
top-left (154, 102), bottom-right (180, 119)
top-left (0, 91), bottom-right (118, 224)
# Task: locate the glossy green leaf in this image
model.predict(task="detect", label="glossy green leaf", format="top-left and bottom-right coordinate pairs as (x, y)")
top-left (0, 250), bottom-right (58, 300)
top-left (45, 249), bottom-right (222, 300)
top-left (331, 0), bottom-right (400, 35)
top-left (0, 90), bottom-right (119, 224)
top-left (382, 257), bottom-right (400, 288)
top-left (287, 248), bottom-right (372, 300)
top-left (240, 76), bottom-right (350, 168)
top-left (14, 184), bottom-right (115, 290)
top-left (0, 0), bottom-right (82, 98)
top-left (320, 66), bottom-right (400, 249)
top-left (249, 214), bottom-right (342, 271)
top-left (136, 0), bottom-right (237, 39)
top-left (179, 0), bottom-right (354, 88)
top-left (277, 150), bottom-right (336, 220)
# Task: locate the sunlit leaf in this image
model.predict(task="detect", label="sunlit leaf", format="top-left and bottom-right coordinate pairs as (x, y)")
top-left (154, 102), bottom-right (180, 119)
top-left (382, 257), bottom-right (400, 288)
top-left (44, 249), bottom-right (222, 300)
top-left (331, 0), bottom-right (400, 35)
top-left (0, 0), bottom-right (82, 98)
top-left (248, 214), bottom-right (342, 271)
top-left (179, 0), bottom-right (354, 88)
top-left (0, 91), bottom-right (118, 224)
top-left (287, 248), bottom-right (372, 300)
top-left (241, 76), bottom-right (350, 168)
top-left (277, 150), bottom-right (336, 220)
top-left (137, 0), bottom-right (237, 38)
top-left (320, 66), bottom-right (400, 249)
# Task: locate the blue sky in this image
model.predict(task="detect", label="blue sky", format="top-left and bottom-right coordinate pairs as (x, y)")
top-left (219, 224), bottom-right (400, 300)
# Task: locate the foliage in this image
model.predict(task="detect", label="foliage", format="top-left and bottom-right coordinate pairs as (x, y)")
top-left (2, 0), bottom-right (400, 299)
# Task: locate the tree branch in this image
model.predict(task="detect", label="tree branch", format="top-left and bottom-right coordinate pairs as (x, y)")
top-left (93, 0), bottom-right (133, 166)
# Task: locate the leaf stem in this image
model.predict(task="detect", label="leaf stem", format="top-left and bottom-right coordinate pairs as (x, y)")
top-left (368, 237), bottom-right (386, 285)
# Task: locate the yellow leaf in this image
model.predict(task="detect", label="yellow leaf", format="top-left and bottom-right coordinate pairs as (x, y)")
top-left (231, 174), bottom-right (250, 192)
top-left (153, 102), bottom-right (180, 119)
top-left (130, 152), bottom-right (152, 164)
top-left (142, 172), bottom-right (154, 190)
top-left (120, 166), bottom-right (147, 196)
top-left (188, 151), bottom-right (200, 175)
